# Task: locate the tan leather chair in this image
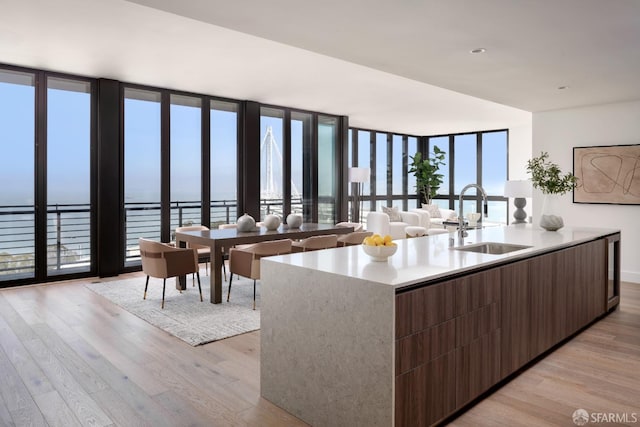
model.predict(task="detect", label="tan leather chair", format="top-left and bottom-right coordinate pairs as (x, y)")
top-left (139, 238), bottom-right (203, 309)
top-left (176, 225), bottom-right (211, 279)
top-left (227, 238), bottom-right (292, 310)
top-left (291, 234), bottom-right (338, 252)
top-left (337, 231), bottom-right (373, 247)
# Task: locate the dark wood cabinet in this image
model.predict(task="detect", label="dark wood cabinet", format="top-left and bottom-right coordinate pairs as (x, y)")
top-left (395, 235), bottom-right (614, 427)
top-left (606, 234), bottom-right (621, 311)
top-left (500, 260), bottom-right (530, 378)
top-left (395, 269), bottom-right (501, 426)
top-left (529, 251), bottom-right (561, 358)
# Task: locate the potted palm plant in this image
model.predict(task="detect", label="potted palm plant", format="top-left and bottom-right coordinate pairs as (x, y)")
top-left (526, 151), bottom-right (577, 231)
top-left (409, 146), bottom-right (446, 205)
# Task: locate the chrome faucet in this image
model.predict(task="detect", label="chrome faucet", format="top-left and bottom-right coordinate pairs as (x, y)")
top-left (458, 184), bottom-right (488, 238)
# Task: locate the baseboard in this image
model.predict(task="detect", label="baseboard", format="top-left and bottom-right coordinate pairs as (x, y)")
top-left (621, 270), bottom-right (640, 284)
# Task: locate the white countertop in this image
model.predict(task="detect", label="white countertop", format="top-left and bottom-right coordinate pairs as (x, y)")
top-left (263, 225), bottom-right (619, 289)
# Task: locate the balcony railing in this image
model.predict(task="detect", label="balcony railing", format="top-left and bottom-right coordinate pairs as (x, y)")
top-left (0, 197), bottom-right (311, 277)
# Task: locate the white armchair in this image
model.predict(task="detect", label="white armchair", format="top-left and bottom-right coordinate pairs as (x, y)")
top-left (366, 211), bottom-right (420, 240)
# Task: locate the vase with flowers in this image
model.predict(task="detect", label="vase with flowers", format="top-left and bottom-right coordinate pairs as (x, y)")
top-left (526, 152), bottom-right (578, 231)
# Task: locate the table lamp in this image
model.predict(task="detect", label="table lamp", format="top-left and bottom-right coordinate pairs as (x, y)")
top-left (349, 167), bottom-right (370, 223)
top-left (503, 180), bottom-right (532, 224)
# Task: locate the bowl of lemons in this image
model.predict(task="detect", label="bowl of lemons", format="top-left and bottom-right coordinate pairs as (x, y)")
top-left (362, 233), bottom-right (397, 261)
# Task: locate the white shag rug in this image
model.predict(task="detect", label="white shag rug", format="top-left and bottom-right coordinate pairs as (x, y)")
top-left (86, 272), bottom-right (260, 346)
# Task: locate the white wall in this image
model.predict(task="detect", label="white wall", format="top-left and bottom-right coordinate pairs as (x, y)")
top-left (509, 121), bottom-right (533, 180)
top-left (533, 100), bottom-right (640, 283)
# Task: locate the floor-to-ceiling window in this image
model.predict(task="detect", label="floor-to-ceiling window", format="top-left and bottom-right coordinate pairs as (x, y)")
top-left (0, 69), bottom-right (36, 280)
top-left (428, 129), bottom-right (508, 223)
top-left (290, 111), bottom-right (312, 218)
top-left (375, 132), bottom-right (388, 212)
top-left (356, 130), bottom-right (372, 221)
top-left (427, 135), bottom-right (450, 210)
top-left (260, 107), bottom-right (285, 219)
top-left (349, 128), bottom-right (420, 225)
top-left (406, 136), bottom-right (418, 209)
top-left (170, 94), bottom-right (202, 231)
top-left (124, 88), bottom-right (161, 263)
top-left (46, 77), bottom-right (92, 275)
top-left (481, 130), bottom-right (509, 223)
top-left (1, 66), bottom-right (95, 284)
top-left (210, 100), bottom-right (238, 227)
top-left (318, 115), bottom-right (338, 223)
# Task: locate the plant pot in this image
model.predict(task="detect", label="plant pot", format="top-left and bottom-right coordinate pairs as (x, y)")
top-left (539, 194), bottom-right (564, 231)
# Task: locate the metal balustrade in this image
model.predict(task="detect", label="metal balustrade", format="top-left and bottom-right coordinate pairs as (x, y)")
top-left (1, 198), bottom-right (315, 277)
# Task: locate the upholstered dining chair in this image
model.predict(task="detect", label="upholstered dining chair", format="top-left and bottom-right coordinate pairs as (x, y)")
top-left (227, 238), bottom-right (292, 310)
top-left (139, 238), bottom-right (203, 309)
top-left (337, 231), bottom-right (373, 247)
top-left (176, 225), bottom-right (211, 281)
top-left (291, 234), bottom-right (338, 252)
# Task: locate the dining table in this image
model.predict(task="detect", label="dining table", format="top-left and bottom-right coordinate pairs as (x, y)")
top-left (175, 223), bottom-right (354, 303)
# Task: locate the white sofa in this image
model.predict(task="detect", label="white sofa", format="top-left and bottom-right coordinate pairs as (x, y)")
top-left (411, 205), bottom-right (458, 228)
top-left (366, 211), bottom-right (420, 240)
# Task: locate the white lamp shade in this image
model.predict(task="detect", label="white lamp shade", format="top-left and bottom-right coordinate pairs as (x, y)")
top-left (349, 167), bottom-right (370, 183)
top-left (503, 180), bottom-right (533, 197)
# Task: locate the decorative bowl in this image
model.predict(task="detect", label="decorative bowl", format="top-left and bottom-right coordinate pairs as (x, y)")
top-left (362, 244), bottom-right (397, 262)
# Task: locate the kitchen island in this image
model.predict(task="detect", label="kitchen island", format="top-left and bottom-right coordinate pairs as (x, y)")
top-left (260, 225), bottom-right (620, 427)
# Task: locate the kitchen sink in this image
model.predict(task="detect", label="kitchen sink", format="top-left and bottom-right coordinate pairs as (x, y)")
top-left (452, 242), bottom-right (532, 255)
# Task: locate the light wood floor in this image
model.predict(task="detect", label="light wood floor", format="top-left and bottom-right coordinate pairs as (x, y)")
top-left (0, 274), bottom-right (638, 427)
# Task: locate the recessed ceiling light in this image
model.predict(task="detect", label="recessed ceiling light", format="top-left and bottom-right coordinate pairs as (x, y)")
top-left (558, 86), bottom-right (569, 90)
top-left (470, 48), bottom-right (486, 54)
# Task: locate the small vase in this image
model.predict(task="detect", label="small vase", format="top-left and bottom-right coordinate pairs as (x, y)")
top-left (539, 194), bottom-right (564, 231)
top-left (236, 213), bottom-right (256, 232)
top-left (286, 213), bottom-right (303, 228)
top-left (263, 214), bottom-right (281, 230)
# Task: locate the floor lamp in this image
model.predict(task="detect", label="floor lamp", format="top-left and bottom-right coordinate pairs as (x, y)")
top-left (349, 167), bottom-right (370, 224)
top-left (503, 180), bottom-right (532, 224)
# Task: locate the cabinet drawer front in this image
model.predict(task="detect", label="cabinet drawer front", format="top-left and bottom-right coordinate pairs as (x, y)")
top-left (396, 319), bottom-right (456, 375)
top-left (396, 282), bottom-right (455, 338)
top-left (456, 301), bottom-right (500, 348)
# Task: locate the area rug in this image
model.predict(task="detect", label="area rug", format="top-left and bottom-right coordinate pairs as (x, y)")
top-left (86, 273), bottom-right (260, 346)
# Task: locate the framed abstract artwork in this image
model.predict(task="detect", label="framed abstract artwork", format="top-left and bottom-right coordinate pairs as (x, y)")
top-left (573, 144), bottom-right (640, 204)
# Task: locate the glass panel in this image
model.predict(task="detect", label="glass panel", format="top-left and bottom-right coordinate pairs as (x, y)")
top-left (454, 134), bottom-right (477, 195)
top-left (486, 200), bottom-right (507, 224)
top-left (392, 135), bottom-right (403, 195)
top-left (408, 137), bottom-right (418, 207)
top-left (357, 130), bottom-right (371, 197)
top-left (47, 77), bottom-right (92, 275)
top-left (318, 116), bottom-right (337, 224)
top-left (124, 88), bottom-right (161, 263)
top-left (260, 107), bottom-right (284, 219)
top-left (482, 131), bottom-right (508, 196)
top-left (429, 136), bottom-right (449, 197)
top-left (170, 94), bottom-right (202, 232)
top-left (0, 69), bottom-right (35, 280)
top-left (376, 132), bottom-right (387, 197)
top-left (291, 111), bottom-right (311, 218)
top-left (211, 100), bottom-right (238, 227)
top-left (348, 130), bottom-right (354, 220)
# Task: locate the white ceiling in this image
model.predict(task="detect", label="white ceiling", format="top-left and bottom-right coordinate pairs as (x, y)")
top-left (2, 0), bottom-right (639, 135)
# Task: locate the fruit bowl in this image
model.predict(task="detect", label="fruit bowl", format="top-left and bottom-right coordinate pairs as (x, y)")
top-left (362, 243), bottom-right (397, 262)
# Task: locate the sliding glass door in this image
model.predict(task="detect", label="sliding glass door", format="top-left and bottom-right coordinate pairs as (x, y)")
top-left (46, 77), bottom-right (92, 275)
top-left (0, 67), bottom-right (95, 284)
top-left (0, 69), bottom-right (35, 280)
top-left (124, 88), bottom-right (162, 264)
